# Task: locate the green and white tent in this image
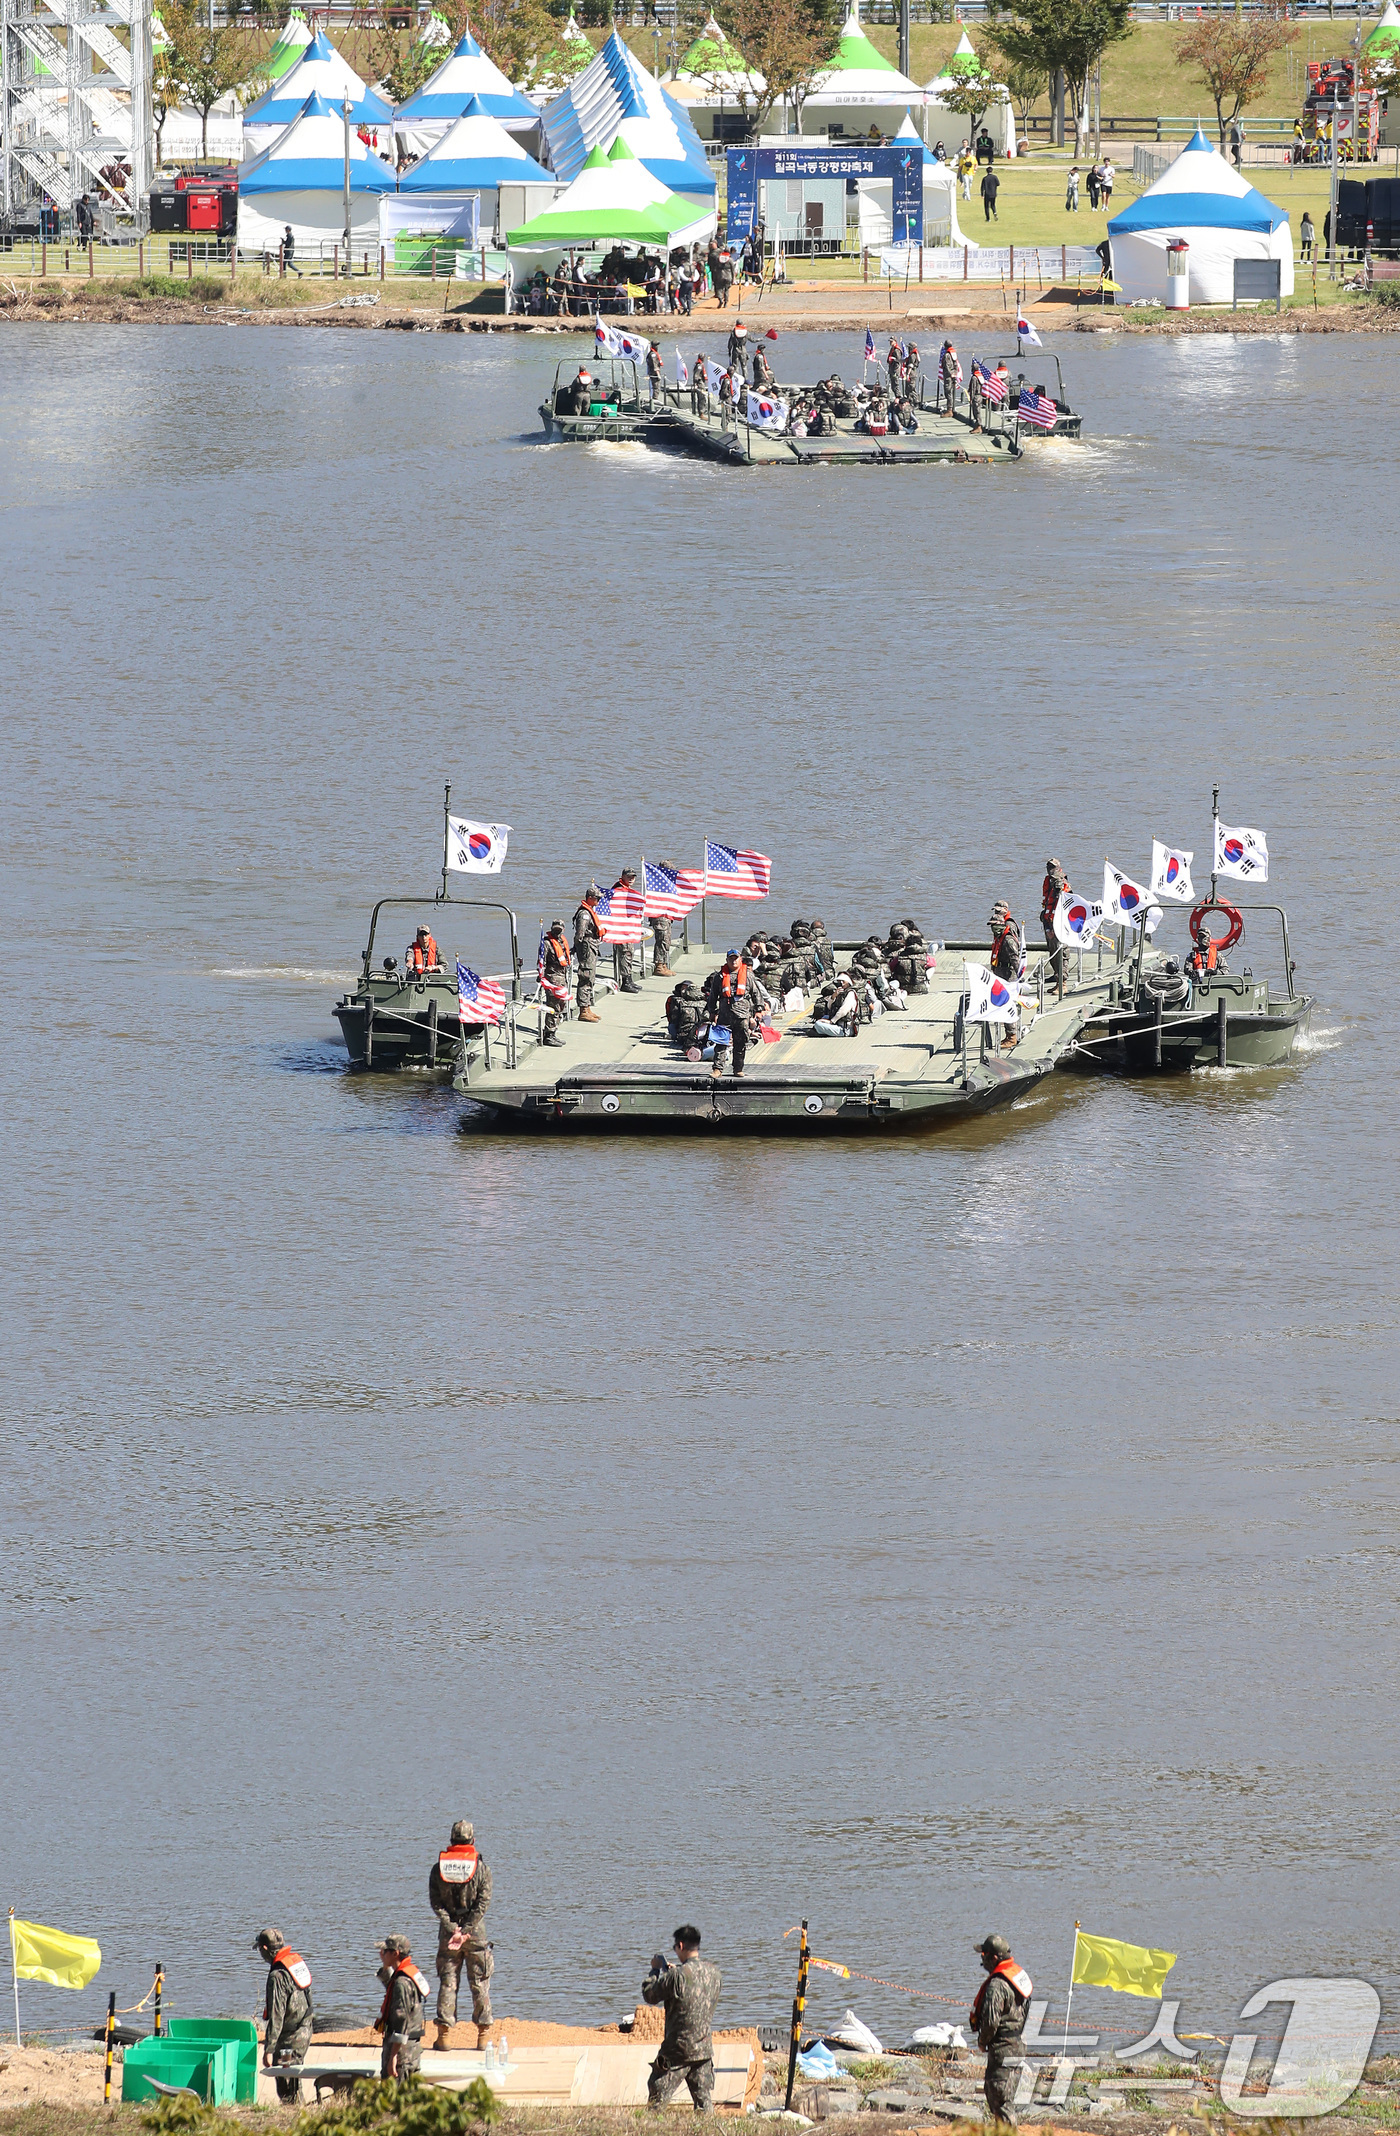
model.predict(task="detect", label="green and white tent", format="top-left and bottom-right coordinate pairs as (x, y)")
top-left (1366, 0), bottom-right (1400, 54)
top-left (506, 135), bottom-right (714, 248)
top-left (802, 3), bottom-right (923, 127)
top-left (265, 8), bottom-right (312, 81)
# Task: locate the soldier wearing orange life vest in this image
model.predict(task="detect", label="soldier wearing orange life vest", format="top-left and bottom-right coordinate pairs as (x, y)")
top-left (970, 1934), bottom-right (1032, 2126)
top-left (375, 1935), bottom-right (430, 2081)
top-left (406, 926), bottom-right (441, 976)
top-left (429, 1819), bottom-right (494, 2049)
top-left (254, 1928), bottom-right (313, 2100)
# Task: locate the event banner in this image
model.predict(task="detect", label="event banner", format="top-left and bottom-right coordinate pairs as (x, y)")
top-left (725, 145), bottom-right (924, 246)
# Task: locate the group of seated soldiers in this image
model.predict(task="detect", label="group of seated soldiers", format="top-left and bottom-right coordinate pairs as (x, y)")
top-left (663, 918), bottom-right (935, 1052)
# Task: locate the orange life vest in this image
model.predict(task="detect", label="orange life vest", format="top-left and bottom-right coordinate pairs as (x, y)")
top-left (970, 1957), bottom-right (1033, 2030)
top-left (271, 1947), bottom-right (312, 1991)
top-left (437, 1843), bottom-right (480, 1885)
top-left (1042, 873), bottom-right (1067, 927)
top-left (380, 1956), bottom-right (430, 2021)
top-left (719, 958), bottom-right (750, 1001)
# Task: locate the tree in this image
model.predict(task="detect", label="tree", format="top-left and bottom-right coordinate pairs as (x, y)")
top-left (707, 0), bottom-right (839, 134)
top-left (986, 0), bottom-right (1131, 149)
top-left (1175, 8), bottom-right (1297, 149)
top-left (934, 47), bottom-right (1002, 146)
top-left (161, 0), bottom-right (258, 154)
top-left (367, 6), bottom-right (439, 103)
top-left (987, 44), bottom-right (1045, 136)
top-left (474, 0), bottom-right (566, 85)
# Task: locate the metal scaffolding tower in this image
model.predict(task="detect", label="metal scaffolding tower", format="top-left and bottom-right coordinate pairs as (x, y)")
top-left (1, 0), bottom-right (151, 221)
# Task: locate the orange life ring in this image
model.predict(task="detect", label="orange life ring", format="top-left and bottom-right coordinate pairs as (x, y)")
top-left (1189, 898), bottom-right (1243, 950)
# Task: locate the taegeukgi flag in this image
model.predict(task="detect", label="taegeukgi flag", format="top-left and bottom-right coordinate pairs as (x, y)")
top-left (1214, 819), bottom-right (1268, 882)
top-left (1053, 890), bottom-right (1104, 949)
top-left (1104, 860), bottom-right (1153, 926)
top-left (1150, 840), bottom-right (1194, 903)
top-left (447, 815), bottom-right (510, 875)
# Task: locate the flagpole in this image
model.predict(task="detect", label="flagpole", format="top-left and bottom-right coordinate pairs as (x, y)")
top-left (701, 842), bottom-right (707, 948)
top-left (10, 1908), bottom-right (20, 2047)
top-left (640, 852), bottom-right (647, 978)
top-left (1062, 1921), bottom-right (1080, 2055)
top-left (1210, 782), bottom-right (1219, 903)
top-left (440, 780), bottom-right (452, 904)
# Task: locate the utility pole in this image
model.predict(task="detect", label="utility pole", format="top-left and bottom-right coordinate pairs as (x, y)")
top-left (342, 92), bottom-right (352, 265)
top-left (898, 0), bottom-right (910, 86)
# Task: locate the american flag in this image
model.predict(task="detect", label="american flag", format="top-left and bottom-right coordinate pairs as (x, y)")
top-left (1018, 385), bottom-right (1058, 430)
top-left (704, 840), bottom-right (772, 900)
top-left (865, 327), bottom-right (876, 360)
top-left (457, 959), bottom-right (505, 1026)
top-left (644, 859), bottom-right (704, 918)
top-left (974, 358), bottom-right (1008, 405)
top-left (594, 879), bottom-right (646, 943)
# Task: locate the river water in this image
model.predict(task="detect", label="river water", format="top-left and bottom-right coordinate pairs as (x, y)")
top-left (2, 322), bottom-right (1397, 2052)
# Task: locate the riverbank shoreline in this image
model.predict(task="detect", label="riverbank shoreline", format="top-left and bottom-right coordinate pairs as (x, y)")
top-left (1, 293), bottom-right (1394, 335)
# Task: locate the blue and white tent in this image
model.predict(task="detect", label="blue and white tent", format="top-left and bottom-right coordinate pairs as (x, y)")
top-left (1108, 128), bottom-right (1293, 304)
top-left (237, 90), bottom-right (396, 258)
top-left (243, 30), bottom-right (392, 148)
top-left (395, 29), bottom-right (540, 146)
top-left (542, 30), bottom-right (715, 200)
top-left (401, 95), bottom-right (553, 189)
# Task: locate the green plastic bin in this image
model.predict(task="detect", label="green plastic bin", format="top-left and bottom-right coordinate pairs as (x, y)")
top-left (121, 2036), bottom-right (239, 2105)
top-left (166, 2019), bottom-right (260, 2104)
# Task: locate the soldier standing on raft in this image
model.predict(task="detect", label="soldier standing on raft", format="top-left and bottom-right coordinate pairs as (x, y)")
top-left (540, 921), bottom-right (570, 1047)
top-left (254, 1929), bottom-right (313, 2101)
top-left (643, 1925), bottom-right (722, 2110)
top-left (375, 1935), bottom-right (430, 2080)
top-left (612, 866), bottom-right (642, 994)
top-left (430, 1819), bottom-right (494, 2048)
top-left (1041, 857), bottom-right (1070, 998)
top-left (574, 885), bottom-right (603, 1024)
top-left (970, 1933), bottom-right (1032, 2126)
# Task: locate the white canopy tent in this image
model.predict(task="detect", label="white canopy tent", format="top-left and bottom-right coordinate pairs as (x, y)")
top-left (236, 89), bottom-right (397, 259)
top-left (857, 113), bottom-right (972, 249)
top-left (1108, 128), bottom-right (1293, 304)
top-left (801, 4), bottom-right (924, 141)
top-left (923, 31), bottom-right (1015, 158)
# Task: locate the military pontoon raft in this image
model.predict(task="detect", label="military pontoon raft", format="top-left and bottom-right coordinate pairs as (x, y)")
top-left (539, 357), bottom-right (665, 442)
top-left (451, 931), bottom-right (1139, 1133)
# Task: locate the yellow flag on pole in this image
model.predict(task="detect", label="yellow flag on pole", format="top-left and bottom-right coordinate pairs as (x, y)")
top-left (1071, 1930), bottom-right (1175, 2000)
top-left (11, 1919), bottom-right (102, 1991)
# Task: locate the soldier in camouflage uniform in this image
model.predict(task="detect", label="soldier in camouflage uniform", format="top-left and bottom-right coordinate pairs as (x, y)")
top-left (574, 886), bottom-right (603, 1024)
top-left (642, 1925), bottom-right (722, 2110)
top-left (651, 861), bottom-right (679, 979)
top-left (254, 1929), bottom-right (313, 2102)
top-left (612, 866), bottom-right (642, 994)
top-left (375, 1935), bottom-right (429, 2081)
top-left (540, 921), bottom-right (570, 1047)
top-left (430, 1820), bottom-right (494, 2048)
top-left (969, 1933), bottom-right (1031, 2127)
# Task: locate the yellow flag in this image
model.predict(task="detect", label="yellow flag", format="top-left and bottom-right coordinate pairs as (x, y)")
top-left (11, 1919), bottom-right (102, 1991)
top-left (1072, 1930), bottom-right (1175, 2000)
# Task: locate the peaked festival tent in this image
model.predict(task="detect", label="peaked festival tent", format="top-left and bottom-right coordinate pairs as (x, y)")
top-left (667, 14), bottom-right (765, 110)
top-left (236, 88), bottom-right (397, 257)
top-left (1107, 126), bottom-right (1293, 304)
top-left (395, 29), bottom-right (540, 144)
top-left (506, 134), bottom-right (714, 246)
top-left (923, 31), bottom-right (1015, 155)
top-left (400, 93), bottom-right (554, 190)
top-left (264, 8), bottom-right (312, 80)
top-left (525, 11), bottom-right (594, 95)
top-left (243, 31), bottom-right (391, 147)
top-left (542, 30), bottom-right (715, 197)
top-left (859, 109), bottom-right (972, 248)
top-left (801, 4), bottom-right (923, 135)
top-left (1366, 0), bottom-right (1400, 53)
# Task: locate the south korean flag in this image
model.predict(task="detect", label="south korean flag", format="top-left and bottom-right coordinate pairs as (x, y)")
top-left (1214, 819), bottom-right (1269, 882)
top-left (745, 390), bottom-right (788, 432)
top-left (1104, 859), bottom-right (1152, 927)
top-left (965, 960), bottom-right (1020, 1025)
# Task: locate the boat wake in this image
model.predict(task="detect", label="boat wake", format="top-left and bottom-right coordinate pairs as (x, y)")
top-left (213, 965), bottom-right (357, 984)
top-left (1295, 1019), bottom-right (1343, 1054)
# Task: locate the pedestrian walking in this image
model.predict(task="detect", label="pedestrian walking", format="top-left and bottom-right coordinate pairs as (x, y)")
top-left (970, 1934), bottom-right (1032, 2127)
top-left (643, 1927), bottom-right (722, 2110)
top-left (1065, 165), bottom-right (1079, 212)
top-left (981, 166), bottom-right (1000, 222)
top-left (1099, 157), bottom-right (1115, 208)
top-left (1086, 161), bottom-right (1101, 210)
top-left (1300, 209), bottom-right (1314, 261)
top-left (280, 225), bottom-right (302, 277)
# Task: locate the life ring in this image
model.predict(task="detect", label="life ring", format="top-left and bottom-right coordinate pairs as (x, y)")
top-left (1189, 898), bottom-right (1243, 950)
